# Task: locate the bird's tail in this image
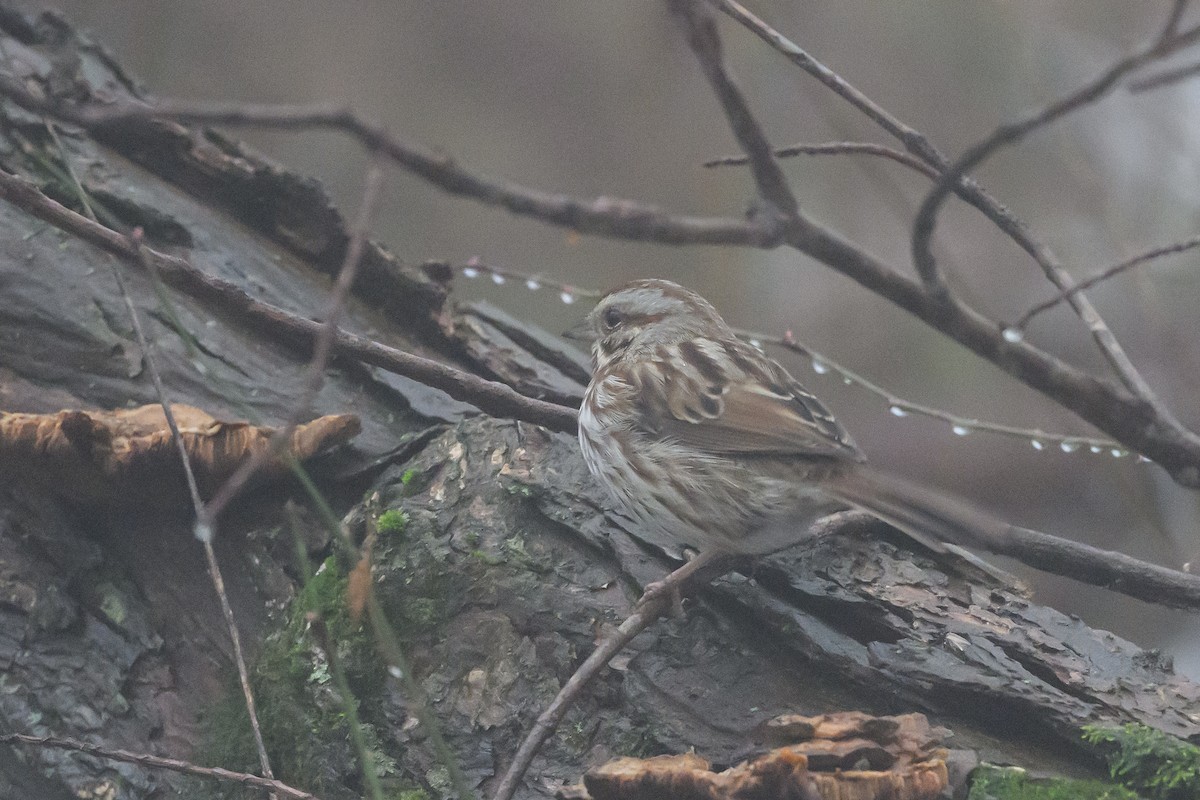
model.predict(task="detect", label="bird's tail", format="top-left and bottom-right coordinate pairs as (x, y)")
top-left (820, 464), bottom-right (1022, 586)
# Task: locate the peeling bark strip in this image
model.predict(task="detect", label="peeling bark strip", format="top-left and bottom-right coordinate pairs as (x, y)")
top-left (0, 404), bottom-right (359, 504)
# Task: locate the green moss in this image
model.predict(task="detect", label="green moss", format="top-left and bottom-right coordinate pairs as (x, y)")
top-left (377, 509), bottom-right (409, 536)
top-left (503, 481), bottom-right (534, 498)
top-left (1083, 723), bottom-right (1200, 800)
top-left (201, 556), bottom-right (393, 800)
top-left (968, 766), bottom-right (1137, 799)
top-left (372, 514), bottom-right (467, 639)
top-left (400, 469), bottom-right (418, 486)
top-left (95, 582), bottom-right (127, 626)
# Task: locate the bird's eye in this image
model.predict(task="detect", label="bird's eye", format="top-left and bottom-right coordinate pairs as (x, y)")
top-left (602, 307), bottom-right (624, 329)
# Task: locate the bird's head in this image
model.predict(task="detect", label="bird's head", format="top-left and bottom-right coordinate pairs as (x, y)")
top-left (566, 279), bottom-right (730, 369)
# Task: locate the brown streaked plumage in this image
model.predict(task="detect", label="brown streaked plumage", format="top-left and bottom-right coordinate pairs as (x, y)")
top-left (576, 278), bottom-right (1015, 564)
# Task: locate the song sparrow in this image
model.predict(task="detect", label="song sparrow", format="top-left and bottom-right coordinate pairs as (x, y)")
top-left (572, 278), bottom-right (1009, 588)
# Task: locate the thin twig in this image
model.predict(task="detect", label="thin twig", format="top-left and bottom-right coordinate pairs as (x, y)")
top-left (491, 592), bottom-right (673, 800)
top-left (743, 328), bottom-right (1133, 456)
top-left (1015, 235), bottom-right (1200, 329)
top-left (670, 0), bottom-right (797, 220)
top-left (710, 0), bottom-right (949, 168)
top-left (0, 733), bottom-right (319, 800)
top-left (705, 140), bottom-right (942, 181)
top-left (911, 20), bottom-right (1200, 287)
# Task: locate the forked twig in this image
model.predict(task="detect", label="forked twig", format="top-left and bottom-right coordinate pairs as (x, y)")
top-left (705, 140), bottom-right (942, 181)
top-left (670, 0), bottom-right (797, 220)
top-left (1015, 235), bottom-right (1200, 329)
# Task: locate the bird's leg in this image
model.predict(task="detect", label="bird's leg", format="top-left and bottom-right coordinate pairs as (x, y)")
top-left (636, 549), bottom-right (723, 616)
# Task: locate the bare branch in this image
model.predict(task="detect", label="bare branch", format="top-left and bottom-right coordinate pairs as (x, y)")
top-left (0, 74), bottom-right (775, 249)
top-left (713, 0), bottom-right (1193, 415)
top-left (1, 733), bottom-right (319, 800)
top-left (1130, 58), bottom-right (1200, 92)
top-left (1015, 235), bottom-right (1200, 329)
top-left (670, 0), bottom-right (798, 219)
top-left (493, 567), bottom-right (695, 800)
top-left (706, 140), bottom-right (942, 181)
top-left (986, 525), bottom-right (1200, 609)
top-left (752, 328), bottom-right (1131, 454)
top-left (0, 168), bottom-right (579, 434)
top-left (1162, 0), bottom-right (1192, 39)
top-left (910, 17), bottom-right (1200, 419)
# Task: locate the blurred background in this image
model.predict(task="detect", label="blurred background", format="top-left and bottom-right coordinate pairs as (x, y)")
top-left (24, 1), bottom-right (1200, 674)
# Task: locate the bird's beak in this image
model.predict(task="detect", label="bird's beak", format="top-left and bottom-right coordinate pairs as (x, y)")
top-left (562, 318), bottom-right (593, 343)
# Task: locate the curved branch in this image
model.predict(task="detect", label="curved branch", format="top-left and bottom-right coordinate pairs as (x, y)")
top-left (0, 74), bottom-right (775, 249)
top-left (779, 214), bottom-right (1200, 485)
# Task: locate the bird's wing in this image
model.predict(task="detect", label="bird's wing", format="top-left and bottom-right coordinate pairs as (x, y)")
top-left (632, 339), bottom-right (862, 460)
